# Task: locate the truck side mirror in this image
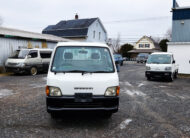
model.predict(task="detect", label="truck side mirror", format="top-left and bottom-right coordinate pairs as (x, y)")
top-left (173, 60), bottom-right (175, 64)
top-left (27, 55), bottom-right (31, 59)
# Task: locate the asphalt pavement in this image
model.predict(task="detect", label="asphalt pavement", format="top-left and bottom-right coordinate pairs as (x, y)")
top-left (0, 62), bottom-right (190, 138)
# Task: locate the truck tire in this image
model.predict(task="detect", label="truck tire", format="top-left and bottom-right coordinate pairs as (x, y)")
top-left (30, 67), bottom-right (38, 76)
top-left (168, 73), bottom-right (174, 82)
top-left (102, 112), bottom-right (112, 119)
top-left (174, 71), bottom-right (178, 79)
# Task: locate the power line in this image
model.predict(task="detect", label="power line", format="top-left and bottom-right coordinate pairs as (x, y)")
top-left (103, 16), bottom-right (171, 24)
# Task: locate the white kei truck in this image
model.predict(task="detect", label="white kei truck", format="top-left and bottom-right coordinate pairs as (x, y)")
top-left (145, 52), bottom-right (179, 82)
top-left (46, 42), bottom-right (120, 118)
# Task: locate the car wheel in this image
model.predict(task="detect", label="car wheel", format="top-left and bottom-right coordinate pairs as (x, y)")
top-left (147, 77), bottom-right (151, 81)
top-left (121, 62), bottom-right (123, 66)
top-left (30, 67), bottom-right (38, 76)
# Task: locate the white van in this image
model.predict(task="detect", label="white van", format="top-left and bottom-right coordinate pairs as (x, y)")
top-left (145, 52), bottom-right (179, 81)
top-left (5, 48), bottom-right (53, 75)
top-left (46, 42), bottom-right (120, 118)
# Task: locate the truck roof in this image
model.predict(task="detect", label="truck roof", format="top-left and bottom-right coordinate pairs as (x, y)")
top-left (57, 42), bottom-right (109, 48)
top-left (19, 48), bottom-right (53, 51)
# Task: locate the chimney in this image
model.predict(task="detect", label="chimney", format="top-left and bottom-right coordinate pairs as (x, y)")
top-left (75, 14), bottom-right (79, 20)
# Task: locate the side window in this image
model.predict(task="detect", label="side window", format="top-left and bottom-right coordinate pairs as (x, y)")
top-left (28, 50), bottom-right (38, 58)
top-left (40, 51), bottom-right (52, 58)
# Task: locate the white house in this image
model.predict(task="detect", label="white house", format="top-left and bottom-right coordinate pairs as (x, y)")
top-left (168, 0), bottom-right (190, 74)
top-left (128, 36), bottom-right (161, 58)
top-left (42, 14), bottom-right (107, 43)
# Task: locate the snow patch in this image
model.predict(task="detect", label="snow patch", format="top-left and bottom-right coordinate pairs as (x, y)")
top-left (0, 89), bottom-right (13, 98)
top-left (43, 77), bottom-right (47, 81)
top-left (120, 119), bottom-right (132, 130)
top-left (138, 83), bottom-right (145, 87)
top-left (30, 83), bottom-right (45, 88)
top-left (159, 86), bottom-right (167, 88)
top-left (124, 90), bottom-right (146, 96)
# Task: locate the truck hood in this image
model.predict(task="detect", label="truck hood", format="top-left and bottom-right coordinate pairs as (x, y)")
top-left (6, 58), bottom-right (25, 64)
top-left (146, 64), bottom-right (171, 72)
top-left (47, 72), bottom-right (119, 95)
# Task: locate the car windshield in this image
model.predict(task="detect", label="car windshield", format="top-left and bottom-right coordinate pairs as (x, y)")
top-left (147, 54), bottom-right (171, 64)
top-left (18, 49), bottom-right (30, 59)
top-left (51, 46), bottom-right (115, 73)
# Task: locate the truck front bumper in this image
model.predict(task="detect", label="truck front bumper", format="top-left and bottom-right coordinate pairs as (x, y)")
top-left (145, 71), bottom-right (172, 78)
top-left (46, 96), bottom-right (119, 113)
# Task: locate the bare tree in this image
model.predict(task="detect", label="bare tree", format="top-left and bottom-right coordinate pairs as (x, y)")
top-left (165, 28), bottom-right (172, 41)
top-left (107, 34), bottom-right (121, 53)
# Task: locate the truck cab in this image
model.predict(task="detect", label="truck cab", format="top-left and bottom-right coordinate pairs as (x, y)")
top-left (46, 42), bottom-right (120, 118)
top-left (145, 52), bottom-right (178, 81)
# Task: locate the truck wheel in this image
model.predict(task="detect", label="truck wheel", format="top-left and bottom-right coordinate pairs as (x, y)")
top-left (30, 67), bottom-right (38, 76)
top-left (102, 112), bottom-right (112, 119)
top-left (174, 71), bottom-right (178, 79)
top-left (50, 113), bottom-right (58, 119)
top-left (168, 74), bottom-right (174, 82)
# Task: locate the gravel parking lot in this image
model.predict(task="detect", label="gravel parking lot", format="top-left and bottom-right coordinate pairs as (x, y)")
top-left (0, 62), bottom-right (190, 138)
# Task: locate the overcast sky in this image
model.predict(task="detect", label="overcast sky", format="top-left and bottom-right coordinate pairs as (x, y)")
top-left (1, 0), bottom-right (190, 43)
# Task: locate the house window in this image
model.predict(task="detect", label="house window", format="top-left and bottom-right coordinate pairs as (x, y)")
top-left (93, 31), bottom-right (96, 39)
top-left (145, 44), bottom-right (150, 48)
top-left (99, 32), bottom-right (101, 40)
top-left (139, 44), bottom-right (144, 48)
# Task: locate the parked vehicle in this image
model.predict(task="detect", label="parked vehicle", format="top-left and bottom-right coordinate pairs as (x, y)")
top-left (136, 53), bottom-right (149, 63)
top-left (5, 48), bottom-right (52, 75)
top-left (145, 52), bottom-right (178, 81)
top-left (46, 42), bottom-right (120, 118)
top-left (114, 54), bottom-right (124, 66)
top-left (123, 57), bottom-right (129, 61)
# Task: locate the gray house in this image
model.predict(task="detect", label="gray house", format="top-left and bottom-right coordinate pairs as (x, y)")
top-left (168, 0), bottom-right (190, 74)
top-left (42, 15), bottom-right (107, 43)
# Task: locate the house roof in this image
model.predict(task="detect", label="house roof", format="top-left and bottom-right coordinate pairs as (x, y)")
top-left (42, 18), bottom-right (98, 38)
top-left (0, 26), bottom-right (71, 42)
top-left (128, 49), bottom-right (161, 53)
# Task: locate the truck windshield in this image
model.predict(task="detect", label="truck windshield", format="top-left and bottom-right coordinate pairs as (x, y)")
top-left (147, 54), bottom-right (171, 64)
top-left (18, 49), bottom-right (30, 59)
top-left (51, 46), bottom-right (115, 73)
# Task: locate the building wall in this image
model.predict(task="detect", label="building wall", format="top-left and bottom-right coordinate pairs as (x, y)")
top-left (87, 20), bottom-right (107, 43)
top-left (168, 43), bottom-right (190, 74)
top-left (134, 37), bottom-right (155, 49)
top-left (0, 37), bottom-right (57, 68)
top-left (172, 20), bottom-right (190, 42)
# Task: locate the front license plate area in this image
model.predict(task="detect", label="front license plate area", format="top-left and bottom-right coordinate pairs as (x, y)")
top-left (75, 93), bottom-right (93, 102)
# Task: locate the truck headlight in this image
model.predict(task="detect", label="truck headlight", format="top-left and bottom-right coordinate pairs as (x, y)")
top-left (46, 86), bottom-right (62, 96)
top-left (165, 67), bottom-right (171, 71)
top-left (146, 66), bottom-right (151, 71)
top-left (18, 63), bottom-right (25, 67)
top-left (105, 86), bottom-right (120, 96)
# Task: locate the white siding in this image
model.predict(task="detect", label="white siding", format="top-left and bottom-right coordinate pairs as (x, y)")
top-left (134, 37), bottom-right (155, 49)
top-left (0, 37), bottom-right (57, 66)
top-left (168, 44), bottom-right (190, 74)
top-left (87, 20), bottom-right (107, 43)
